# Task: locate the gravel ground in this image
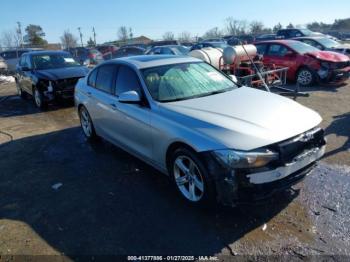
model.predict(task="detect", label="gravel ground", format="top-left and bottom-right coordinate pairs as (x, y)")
top-left (0, 82), bottom-right (349, 260)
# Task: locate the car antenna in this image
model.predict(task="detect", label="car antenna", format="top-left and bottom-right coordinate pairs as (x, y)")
top-left (238, 40), bottom-right (271, 92)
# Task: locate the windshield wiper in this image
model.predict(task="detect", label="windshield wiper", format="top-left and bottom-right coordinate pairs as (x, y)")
top-left (159, 88), bottom-right (234, 103)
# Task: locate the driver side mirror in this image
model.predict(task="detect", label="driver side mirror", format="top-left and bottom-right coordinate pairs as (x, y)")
top-left (118, 90), bottom-right (141, 104)
top-left (285, 51), bottom-right (295, 57)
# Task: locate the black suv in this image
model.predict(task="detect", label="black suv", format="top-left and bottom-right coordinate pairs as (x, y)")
top-left (15, 51), bottom-right (89, 109)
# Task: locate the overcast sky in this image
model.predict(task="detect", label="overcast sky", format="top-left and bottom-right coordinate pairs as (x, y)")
top-left (0, 0), bottom-right (349, 44)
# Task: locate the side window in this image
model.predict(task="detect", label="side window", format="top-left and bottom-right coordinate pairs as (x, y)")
top-left (161, 48), bottom-right (173, 55)
top-left (87, 68), bottom-right (98, 87)
top-left (115, 66), bottom-right (142, 96)
top-left (25, 55), bottom-right (32, 68)
top-left (256, 44), bottom-right (268, 55)
top-left (19, 56), bottom-right (26, 67)
top-left (267, 44), bottom-right (288, 56)
top-left (153, 47), bottom-right (161, 54)
top-left (95, 65), bottom-right (116, 94)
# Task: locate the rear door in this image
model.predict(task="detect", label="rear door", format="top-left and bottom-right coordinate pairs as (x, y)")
top-left (83, 64), bottom-right (119, 140)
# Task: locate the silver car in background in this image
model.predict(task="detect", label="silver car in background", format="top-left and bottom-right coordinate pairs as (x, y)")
top-left (74, 55), bottom-right (326, 207)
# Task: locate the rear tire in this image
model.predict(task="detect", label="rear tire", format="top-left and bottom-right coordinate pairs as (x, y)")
top-left (79, 106), bottom-right (98, 140)
top-left (169, 147), bottom-right (216, 207)
top-left (296, 68), bottom-right (316, 87)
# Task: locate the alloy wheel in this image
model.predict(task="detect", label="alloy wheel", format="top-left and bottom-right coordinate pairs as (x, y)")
top-left (297, 70), bottom-right (313, 86)
top-left (80, 107), bottom-right (92, 138)
top-left (173, 155), bottom-right (205, 202)
top-left (34, 89), bottom-right (42, 108)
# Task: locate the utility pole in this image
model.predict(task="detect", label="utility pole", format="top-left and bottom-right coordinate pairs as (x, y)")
top-left (16, 21), bottom-right (23, 48)
top-left (77, 27), bottom-right (83, 47)
top-left (92, 27), bottom-right (96, 46)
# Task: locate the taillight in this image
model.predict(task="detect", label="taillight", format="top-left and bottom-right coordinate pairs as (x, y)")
top-left (88, 53), bottom-right (95, 59)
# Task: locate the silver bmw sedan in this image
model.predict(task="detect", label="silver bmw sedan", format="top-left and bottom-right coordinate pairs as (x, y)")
top-left (74, 55), bottom-right (326, 207)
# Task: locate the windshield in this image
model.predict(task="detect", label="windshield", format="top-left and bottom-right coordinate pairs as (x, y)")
top-left (142, 62), bottom-right (236, 102)
top-left (300, 29), bottom-right (313, 36)
top-left (172, 46), bottom-right (189, 55)
top-left (32, 53), bottom-right (81, 70)
top-left (288, 41), bottom-right (319, 54)
top-left (317, 38), bottom-right (339, 49)
top-left (211, 42), bottom-right (228, 49)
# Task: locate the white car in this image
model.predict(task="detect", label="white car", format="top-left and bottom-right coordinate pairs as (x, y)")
top-left (75, 55), bottom-right (326, 207)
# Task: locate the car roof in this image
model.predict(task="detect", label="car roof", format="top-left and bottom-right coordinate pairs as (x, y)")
top-left (255, 39), bottom-right (300, 45)
top-left (106, 55), bottom-right (201, 69)
top-left (152, 45), bottom-right (182, 48)
top-left (0, 48), bottom-right (42, 53)
top-left (27, 50), bottom-right (71, 56)
top-left (293, 36), bottom-right (327, 40)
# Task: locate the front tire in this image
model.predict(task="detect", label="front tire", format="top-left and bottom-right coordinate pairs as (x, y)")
top-left (79, 106), bottom-right (97, 140)
top-left (296, 68), bottom-right (315, 87)
top-left (169, 147), bottom-right (216, 206)
top-left (33, 87), bottom-right (47, 109)
top-left (16, 82), bottom-right (27, 99)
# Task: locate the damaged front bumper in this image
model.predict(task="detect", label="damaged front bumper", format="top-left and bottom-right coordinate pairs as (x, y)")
top-left (317, 65), bottom-right (350, 84)
top-left (214, 145), bottom-right (325, 206)
top-left (42, 78), bottom-right (80, 101)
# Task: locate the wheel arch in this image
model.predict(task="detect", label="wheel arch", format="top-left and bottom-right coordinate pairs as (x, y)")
top-left (165, 141), bottom-right (197, 172)
top-left (295, 65), bottom-right (317, 81)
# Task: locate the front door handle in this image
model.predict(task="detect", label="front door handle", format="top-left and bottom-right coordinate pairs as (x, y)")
top-left (86, 92), bottom-right (92, 97)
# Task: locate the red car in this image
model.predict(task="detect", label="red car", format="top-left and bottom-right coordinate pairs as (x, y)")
top-left (255, 40), bottom-right (350, 86)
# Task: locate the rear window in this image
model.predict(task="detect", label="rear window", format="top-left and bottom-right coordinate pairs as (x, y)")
top-left (88, 69), bottom-right (98, 87)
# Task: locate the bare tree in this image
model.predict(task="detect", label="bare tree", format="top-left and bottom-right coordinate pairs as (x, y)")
top-left (225, 18), bottom-right (248, 35)
top-left (202, 27), bottom-right (222, 39)
top-left (60, 30), bottom-right (78, 50)
top-left (273, 23), bottom-right (283, 33)
top-left (163, 31), bottom-right (175, 41)
top-left (118, 26), bottom-right (129, 42)
top-left (178, 31), bottom-right (192, 42)
top-left (1, 30), bottom-right (16, 48)
top-left (249, 21), bottom-right (265, 35)
top-left (286, 23), bottom-right (294, 29)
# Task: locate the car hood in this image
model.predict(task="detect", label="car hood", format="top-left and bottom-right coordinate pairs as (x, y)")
top-left (34, 66), bottom-right (89, 81)
top-left (158, 87), bottom-right (322, 151)
top-left (332, 43), bottom-right (350, 51)
top-left (306, 50), bottom-right (349, 62)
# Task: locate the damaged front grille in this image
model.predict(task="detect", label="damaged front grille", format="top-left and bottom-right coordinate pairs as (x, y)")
top-left (330, 61), bottom-right (349, 69)
top-left (54, 77), bottom-right (80, 91)
top-left (271, 128), bottom-right (326, 165)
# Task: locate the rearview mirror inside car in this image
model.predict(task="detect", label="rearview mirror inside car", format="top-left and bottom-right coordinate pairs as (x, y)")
top-left (118, 90), bottom-right (141, 104)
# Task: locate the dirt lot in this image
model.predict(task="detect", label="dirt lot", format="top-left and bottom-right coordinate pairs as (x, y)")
top-left (0, 81), bottom-right (349, 260)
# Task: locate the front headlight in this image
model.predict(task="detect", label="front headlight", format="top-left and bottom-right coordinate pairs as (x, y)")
top-left (212, 149), bottom-right (278, 169)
